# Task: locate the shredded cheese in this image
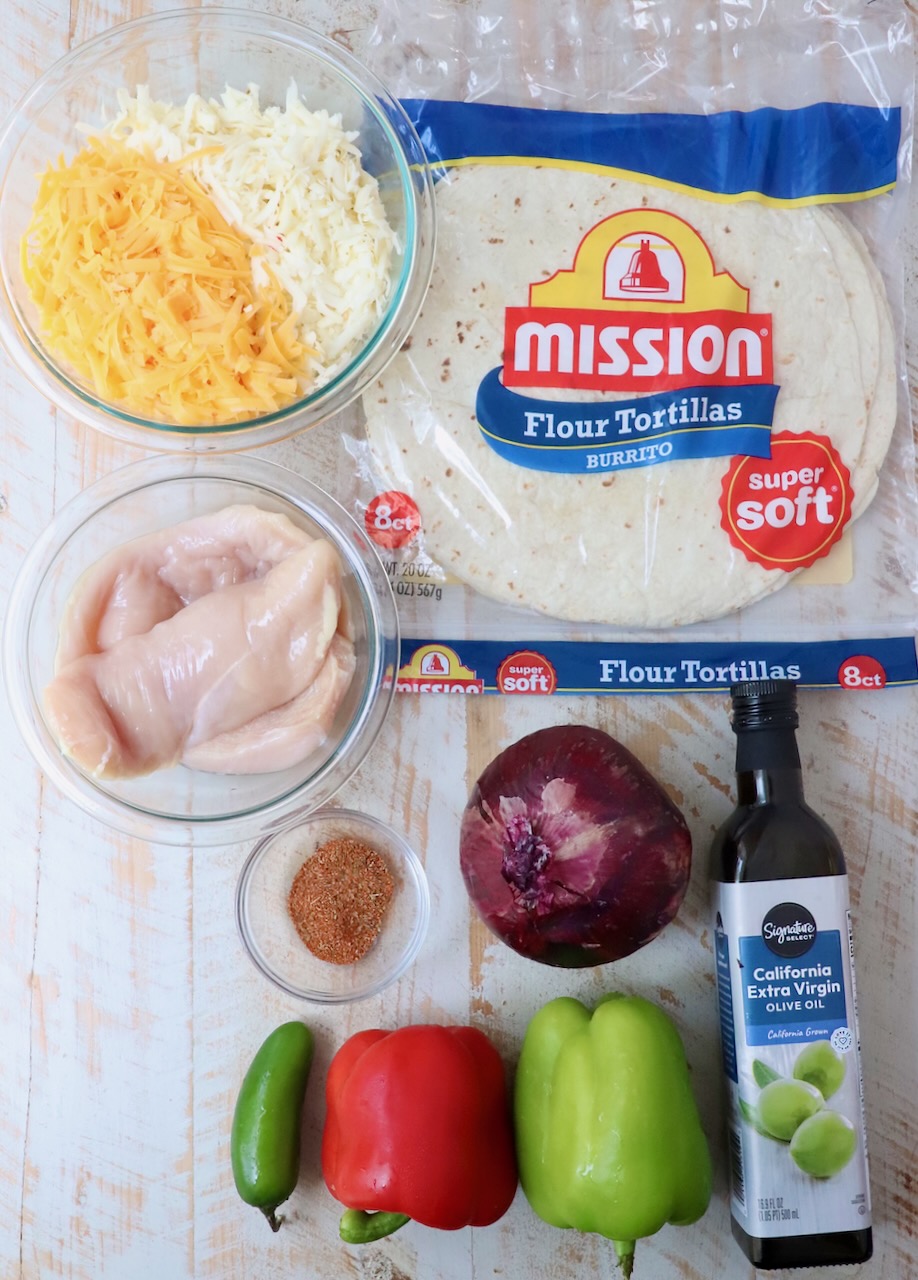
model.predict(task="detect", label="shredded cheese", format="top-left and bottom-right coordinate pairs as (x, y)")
top-left (22, 138), bottom-right (311, 425)
top-left (105, 84), bottom-right (397, 386)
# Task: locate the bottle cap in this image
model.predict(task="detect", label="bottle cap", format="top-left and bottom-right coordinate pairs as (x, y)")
top-left (729, 679), bottom-right (799, 732)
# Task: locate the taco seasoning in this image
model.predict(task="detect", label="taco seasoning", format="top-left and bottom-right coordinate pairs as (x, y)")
top-left (288, 837), bottom-right (395, 965)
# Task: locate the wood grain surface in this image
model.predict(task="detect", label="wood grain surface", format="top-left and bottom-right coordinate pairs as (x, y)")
top-left (2, 2), bottom-right (917, 1278)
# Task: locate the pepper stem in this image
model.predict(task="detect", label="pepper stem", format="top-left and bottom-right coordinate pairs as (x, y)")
top-left (613, 1239), bottom-right (635, 1279)
top-left (339, 1209), bottom-right (411, 1244)
top-left (260, 1207), bottom-right (282, 1233)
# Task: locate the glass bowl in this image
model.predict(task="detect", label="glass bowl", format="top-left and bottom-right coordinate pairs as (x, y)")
top-left (236, 808), bottom-right (429, 1002)
top-left (0, 8), bottom-right (435, 451)
top-left (2, 455), bottom-right (398, 845)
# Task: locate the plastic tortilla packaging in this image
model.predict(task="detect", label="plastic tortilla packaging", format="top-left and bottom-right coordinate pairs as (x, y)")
top-left (342, 0), bottom-right (917, 696)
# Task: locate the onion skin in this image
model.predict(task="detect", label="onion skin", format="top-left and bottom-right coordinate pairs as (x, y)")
top-left (459, 725), bottom-right (692, 968)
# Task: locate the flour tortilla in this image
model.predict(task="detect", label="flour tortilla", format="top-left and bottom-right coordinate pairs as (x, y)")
top-left (716, 204), bottom-right (897, 617)
top-left (363, 166), bottom-right (896, 627)
top-left (822, 207), bottom-right (898, 514)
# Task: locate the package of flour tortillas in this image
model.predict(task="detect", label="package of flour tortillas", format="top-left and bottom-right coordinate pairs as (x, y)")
top-left (342, 0), bottom-right (917, 695)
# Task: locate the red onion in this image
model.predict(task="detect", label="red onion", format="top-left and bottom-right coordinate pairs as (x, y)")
top-left (459, 725), bottom-right (692, 967)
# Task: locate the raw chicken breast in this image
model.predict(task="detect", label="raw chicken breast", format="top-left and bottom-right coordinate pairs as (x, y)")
top-left (45, 539), bottom-right (344, 779)
top-left (182, 633), bottom-right (357, 774)
top-left (56, 505), bottom-right (312, 668)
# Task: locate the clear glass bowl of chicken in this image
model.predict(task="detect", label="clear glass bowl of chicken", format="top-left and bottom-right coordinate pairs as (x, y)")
top-left (2, 456), bottom-right (398, 844)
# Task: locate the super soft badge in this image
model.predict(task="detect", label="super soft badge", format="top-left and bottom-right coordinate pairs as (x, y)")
top-left (720, 433), bottom-right (854, 571)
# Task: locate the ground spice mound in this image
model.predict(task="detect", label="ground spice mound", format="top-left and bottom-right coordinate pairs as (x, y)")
top-left (288, 837), bottom-right (395, 965)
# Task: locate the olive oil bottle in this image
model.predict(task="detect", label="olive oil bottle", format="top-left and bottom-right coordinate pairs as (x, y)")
top-left (710, 680), bottom-right (871, 1268)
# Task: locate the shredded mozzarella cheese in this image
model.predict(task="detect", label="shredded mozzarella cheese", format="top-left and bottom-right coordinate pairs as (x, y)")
top-left (105, 83), bottom-right (397, 386)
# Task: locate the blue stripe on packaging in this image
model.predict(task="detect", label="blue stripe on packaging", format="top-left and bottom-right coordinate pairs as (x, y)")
top-left (715, 921), bottom-right (739, 1083)
top-left (401, 99), bottom-right (900, 202)
top-left (475, 368), bottom-right (778, 473)
top-left (739, 931), bottom-right (847, 1047)
top-left (396, 637), bottom-right (918, 695)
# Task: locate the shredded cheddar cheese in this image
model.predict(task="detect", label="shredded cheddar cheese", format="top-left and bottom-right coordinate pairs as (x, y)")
top-left (22, 137), bottom-right (312, 425)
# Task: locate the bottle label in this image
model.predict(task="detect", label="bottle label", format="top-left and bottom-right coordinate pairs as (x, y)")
top-left (714, 875), bottom-right (871, 1238)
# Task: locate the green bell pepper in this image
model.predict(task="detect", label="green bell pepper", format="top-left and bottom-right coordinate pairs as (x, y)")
top-left (515, 993), bottom-right (712, 1278)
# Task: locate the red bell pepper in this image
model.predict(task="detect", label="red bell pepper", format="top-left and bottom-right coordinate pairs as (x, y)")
top-left (322, 1024), bottom-right (518, 1242)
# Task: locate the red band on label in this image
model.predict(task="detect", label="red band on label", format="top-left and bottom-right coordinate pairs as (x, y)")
top-left (365, 491), bottom-right (421, 549)
top-left (719, 432), bottom-right (853, 572)
top-left (496, 650), bottom-right (558, 695)
top-left (503, 306), bottom-right (773, 393)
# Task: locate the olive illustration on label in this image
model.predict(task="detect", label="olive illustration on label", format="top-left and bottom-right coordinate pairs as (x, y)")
top-left (742, 1042), bottom-right (859, 1181)
top-left (792, 1041), bottom-right (846, 1100)
top-left (789, 1110), bottom-right (858, 1178)
top-left (757, 1078), bottom-right (824, 1141)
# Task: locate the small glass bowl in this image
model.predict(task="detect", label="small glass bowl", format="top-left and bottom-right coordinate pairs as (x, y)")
top-left (236, 808), bottom-right (429, 1002)
top-left (2, 455), bottom-right (398, 845)
top-left (0, 8), bottom-right (435, 451)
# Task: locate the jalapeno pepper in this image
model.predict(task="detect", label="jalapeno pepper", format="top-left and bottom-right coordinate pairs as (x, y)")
top-left (231, 1021), bottom-right (314, 1231)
